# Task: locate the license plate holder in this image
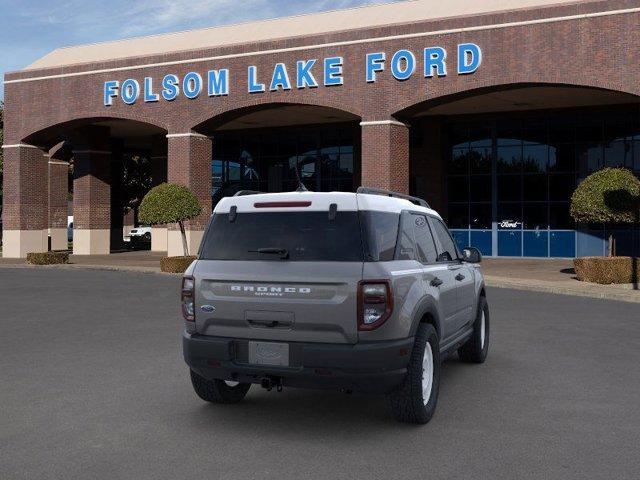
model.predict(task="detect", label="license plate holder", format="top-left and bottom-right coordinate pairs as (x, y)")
top-left (248, 341), bottom-right (290, 367)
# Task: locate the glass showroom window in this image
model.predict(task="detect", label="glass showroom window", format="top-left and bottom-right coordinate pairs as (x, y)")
top-left (447, 107), bottom-right (640, 258)
top-left (447, 123), bottom-right (493, 256)
top-left (211, 125), bottom-right (357, 207)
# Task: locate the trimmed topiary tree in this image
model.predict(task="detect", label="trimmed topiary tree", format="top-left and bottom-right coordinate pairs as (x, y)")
top-left (570, 168), bottom-right (640, 257)
top-left (139, 183), bottom-right (202, 256)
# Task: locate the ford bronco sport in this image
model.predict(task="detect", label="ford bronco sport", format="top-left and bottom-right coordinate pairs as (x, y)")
top-left (182, 187), bottom-right (489, 424)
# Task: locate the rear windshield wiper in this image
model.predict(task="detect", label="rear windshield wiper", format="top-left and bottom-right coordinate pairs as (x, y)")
top-left (248, 247), bottom-right (290, 260)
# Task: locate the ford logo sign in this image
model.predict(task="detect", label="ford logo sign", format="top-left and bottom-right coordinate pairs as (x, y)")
top-left (201, 305), bottom-right (216, 312)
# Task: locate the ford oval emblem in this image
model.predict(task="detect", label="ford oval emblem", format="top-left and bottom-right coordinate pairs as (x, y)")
top-left (201, 305), bottom-right (216, 312)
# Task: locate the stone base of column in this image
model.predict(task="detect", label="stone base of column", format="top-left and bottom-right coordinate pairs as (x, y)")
top-left (49, 228), bottom-right (68, 251)
top-left (73, 229), bottom-right (110, 255)
top-left (151, 227), bottom-right (168, 252)
top-left (2, 230), bottom-right (48, 258)
top-left (167, 230), bottom-right (204, 257)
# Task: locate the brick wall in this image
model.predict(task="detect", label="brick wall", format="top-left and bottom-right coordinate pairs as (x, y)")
top-left (167, 135), bottom-right (213, 230)
top-left (2, 146), bottom-right (48, 230)
top-left (361, 123), bottom-right (410, 193)
top-left (48, 160), bottom-right (68, 229)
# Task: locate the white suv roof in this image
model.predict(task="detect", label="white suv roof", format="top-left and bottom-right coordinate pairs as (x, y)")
top-left (214, 191), bottom-right (441, 218)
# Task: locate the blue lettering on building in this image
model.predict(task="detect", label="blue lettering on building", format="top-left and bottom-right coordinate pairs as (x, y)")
top-left (296, 60), bottom-right (318, 89)
top-left (270, 63), bottom-right (292, 91)
top-left (183, 72), bottom-right (203, 99)
top-left (161, 74), bottom-right (179, 101)
top-left (207, 69), bottom-right (229, 96)
top-left (457, 43), bottom-right (482, 75)
top-left (103, 44), bottom-right (482, 106)
top-left (143, 77), bottom-right (159, 102)
top-left (366, 52), bottom-right (385, 83)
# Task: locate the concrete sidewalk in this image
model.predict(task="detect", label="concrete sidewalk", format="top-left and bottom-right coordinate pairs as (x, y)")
top-left (482, 258), bottom-right (640, 303)
top-left (1, 251), bottom-right (639, 303)
top-left (0, 250), bottom-right (166, 274)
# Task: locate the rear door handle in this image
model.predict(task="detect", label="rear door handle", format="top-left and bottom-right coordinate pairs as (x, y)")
top-left (455, 273), bottom-right (465, 281)
top-left (430, 277), bottom-right (443, 287)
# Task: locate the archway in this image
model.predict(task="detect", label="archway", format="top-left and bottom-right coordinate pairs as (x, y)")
top-left (396, 84), bottom-right (640, 258)
top-left (21, 118), bottom-right (167, 255)
top-left (193, 103), bottom-right (361, 206)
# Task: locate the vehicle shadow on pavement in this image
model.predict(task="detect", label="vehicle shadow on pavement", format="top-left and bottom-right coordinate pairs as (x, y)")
top-left (179, 357), bottom-right (469, 432)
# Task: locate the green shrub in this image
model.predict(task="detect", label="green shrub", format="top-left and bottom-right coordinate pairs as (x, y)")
top-left (573, 256), bottom-right (640, 284)
top-left (160, 256), bottom-right (197, 273)
top-left (570, 168), bottom-right (640, 224)
top-left (27, 251), bottom-right (69, 265)
top-left (138, 183), bottom-right (201, 225)
top-left (139, 183), bottom-right (202, 256)
top-left (570, 168), bottom-right (640, 256)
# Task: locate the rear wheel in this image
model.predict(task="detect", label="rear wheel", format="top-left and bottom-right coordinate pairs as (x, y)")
top-left (458, 296), bottom-right (490, 363)
top-left (190, 370), bottom-right (251, 404)
top-left (387, 323), bottom-right (440, 424)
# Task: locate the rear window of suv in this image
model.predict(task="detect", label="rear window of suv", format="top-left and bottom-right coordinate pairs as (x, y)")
top-left (199, 210), bottom-right (402, 262)
top-left (200, 211), bottom-right (364, 262)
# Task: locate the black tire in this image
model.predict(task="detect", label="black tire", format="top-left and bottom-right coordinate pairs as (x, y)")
top-left (387, 323), bottom-right (440, 424)
top-left (144, 232), bottom-right (151, 241)
top-left (458, 296), bottom-right (490, 363)
top-left (190, 370), bottom-right (251, 404)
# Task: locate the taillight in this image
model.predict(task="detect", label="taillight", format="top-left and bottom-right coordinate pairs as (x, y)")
top-left (181, 276), bottom-right (195, 322)
top-left (358, 280), bottom-right (393, 331)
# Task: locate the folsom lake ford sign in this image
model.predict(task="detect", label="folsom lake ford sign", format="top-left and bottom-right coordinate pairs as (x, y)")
top-left (103, 43), bottom-right (482, 106)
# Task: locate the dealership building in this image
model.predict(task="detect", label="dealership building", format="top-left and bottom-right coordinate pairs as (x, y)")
top-left (2, 0), bottom-right (640, 258)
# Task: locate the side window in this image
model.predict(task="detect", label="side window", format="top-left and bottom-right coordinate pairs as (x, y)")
top-left (412, 214), bottom-right (438, 264)
top-left (395, 212), bottom-right (417, 260)
top-left (361, 211), bottom-right (400, 261)
top-left (430, 217), bottom-right (459, 262)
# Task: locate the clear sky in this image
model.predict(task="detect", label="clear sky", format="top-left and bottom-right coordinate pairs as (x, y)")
top-left (0, 0), bottom-right (400, 101)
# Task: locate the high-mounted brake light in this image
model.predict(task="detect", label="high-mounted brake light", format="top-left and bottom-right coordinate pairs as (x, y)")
top-left (181, 276), bottom-right (195, 322)
top-left (358, 280), bottom-right (393, 331)
top-left (254, 201), bottom-right (312, 208)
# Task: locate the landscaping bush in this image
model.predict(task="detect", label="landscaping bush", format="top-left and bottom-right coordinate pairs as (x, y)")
top-left (573, 256), bottom-right (640, 284)
top-left (571, 168), bottom-right (640, 224)
top-left (26, 251), bottom-right (69, 265)
top-left (160, 256), bottom-right (197, 273)
top-left (139, 183), bottom-right (202, 256)
top-left (570, 168), bottom-right (640, 256)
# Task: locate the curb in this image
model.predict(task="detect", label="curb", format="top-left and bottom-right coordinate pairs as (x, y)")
top-left (0, 263), bottom-right (177, 276)
top-left (485, 276), bottom-right (640, 303)
top-left (2, 263), bottom-right (639, 302)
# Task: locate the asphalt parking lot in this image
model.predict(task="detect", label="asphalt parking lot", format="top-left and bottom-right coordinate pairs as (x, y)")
top-left (1, 268), bottom-right (639, 480)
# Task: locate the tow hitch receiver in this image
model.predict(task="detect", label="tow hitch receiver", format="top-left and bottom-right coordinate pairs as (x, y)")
top-left (260, 376), bottom-right (283, 392)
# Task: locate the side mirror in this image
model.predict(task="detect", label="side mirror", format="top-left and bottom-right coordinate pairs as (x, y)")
top-left (462, 247), bottom-right (482, 263)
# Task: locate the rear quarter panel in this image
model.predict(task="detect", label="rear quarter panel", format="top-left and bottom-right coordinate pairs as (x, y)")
top-left (359, 260), bottom-right (426, 342)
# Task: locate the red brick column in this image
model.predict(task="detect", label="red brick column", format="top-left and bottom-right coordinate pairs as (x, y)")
top-left (71, 127), bottom-right (112, 255)
top-left (1, 144), bottom-right (49, 258)
top-left (150, 134), bottom-right (168, 252)
top-left (72, 149), bottom-right (111, 254)
top-left (360, 120), bottom-right (410, 194)
top-left (48, 155), bottom-right (69, 251)
top-left (151, 134), bottom-right (168, 186)
top-left (166, 132), bottom-right (212, 256)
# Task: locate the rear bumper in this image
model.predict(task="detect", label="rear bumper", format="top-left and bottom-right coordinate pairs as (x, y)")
top-left (183, 330), bottom-right (414, 394)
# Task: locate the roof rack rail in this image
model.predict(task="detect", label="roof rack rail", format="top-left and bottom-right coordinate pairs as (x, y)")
top-left (356, 186), bottom-right (430, 208)
top-left (233, 190), bottom-right (264, 197)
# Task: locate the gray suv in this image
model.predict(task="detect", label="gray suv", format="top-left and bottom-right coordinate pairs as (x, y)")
top-left (182, 187), bottom-right (489, 424)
